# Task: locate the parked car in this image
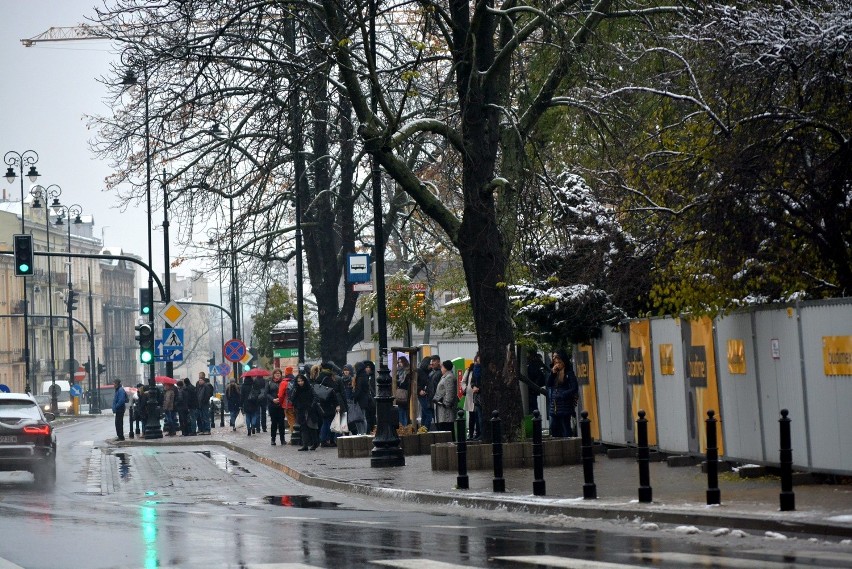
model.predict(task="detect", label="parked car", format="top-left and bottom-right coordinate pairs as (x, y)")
top-left (0, 393), bottom-right (57, 487)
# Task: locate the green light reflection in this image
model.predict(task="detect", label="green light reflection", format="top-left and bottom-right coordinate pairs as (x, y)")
top-left (140, 501), bottom-right (160, 569)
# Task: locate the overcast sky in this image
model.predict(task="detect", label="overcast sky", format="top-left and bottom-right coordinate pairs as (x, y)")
top-left (1, 0), bottom-right (198, 284)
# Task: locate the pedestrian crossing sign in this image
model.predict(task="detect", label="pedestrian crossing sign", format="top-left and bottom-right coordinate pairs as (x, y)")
top-left (162, 328), bottom-right (184, 348)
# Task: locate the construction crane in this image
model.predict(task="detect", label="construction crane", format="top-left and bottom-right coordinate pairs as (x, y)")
top-left (20, 24), bottom-right (110, 47)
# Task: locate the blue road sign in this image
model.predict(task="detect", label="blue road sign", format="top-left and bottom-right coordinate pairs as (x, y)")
top-left (163, 328), bottom-right (184, 348)
top-left (217, 362), bottom-right (232, 376)
top-left (70, 384), bottom-right (83, 397)
top-left (223, 338), bottom-right (246, 363)
top-left (0, 384), bottom-right (10, 393)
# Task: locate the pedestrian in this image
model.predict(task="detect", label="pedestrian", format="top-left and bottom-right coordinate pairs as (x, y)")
top-left (134, 384), bottom-right (147, 436)
top-left (162, 382), bottom-right (177, 436)
top-left (461, 353), bottom-right (482, 440)
top-left (547, 349), bottom-right (579, 437)
top-left (111, 378), bottom-right (127, 441)
top-left (183, 376), bottom-right (198, 436)
top-left (362, 360), bottom-right (377, 432)
top-left (176, 380), bottom-right (189, 435)
top-left (527, 350), bottom-right (548, 413)
top-left (342, 364), bottom-right (368, 435)
top-left (433, 360), bottom-right (459, 432)
top-left (317, 363), bottom-right (345, 447)
top-left (280, 366), bottom-right (297, 440)
top-left (292, 374), bottom-right (321, 451)
top-left (241, 376), bottom-right (261, 436)
top-left (225, 378), bottom-right (241, 431)
top-left (255, 375), bottom-right (268, 433)
top-left (267, 369), bottom-right (286, 445)
top-left (395, 356), bottom-right (411, 427)
top-left (196, 373), bottom-right (215, 434)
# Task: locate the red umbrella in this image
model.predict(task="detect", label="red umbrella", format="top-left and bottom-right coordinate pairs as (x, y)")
top-left (242, 368), bottom-right (271, 378)
top-left (155, 376), bottom-right (178, 385)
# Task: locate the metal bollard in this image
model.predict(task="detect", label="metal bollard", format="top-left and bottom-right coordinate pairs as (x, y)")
top-left (455, 410), bottom-right (469, 489)
top-left (580, 410), bottom-right (597, 499)
top-left (637, 409), bottom-right (652, 503)
top-left (491, 410), bottom-right (505, 493)
top-left (705, 409), bottom-right (721, 505)
top-left (779, 409), bottom-right (795, 511)
top-left (532, 410), bottom-right (546, 496)
top-left (128, 406), bottom-right (135, 439)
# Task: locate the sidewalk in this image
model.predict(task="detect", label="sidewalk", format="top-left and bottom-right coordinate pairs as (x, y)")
top-left (116, 422), bottom-right (852, 539)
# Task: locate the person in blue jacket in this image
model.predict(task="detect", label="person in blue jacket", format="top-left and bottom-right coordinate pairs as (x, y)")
top-left (112, 378), bottom-right (128, 441)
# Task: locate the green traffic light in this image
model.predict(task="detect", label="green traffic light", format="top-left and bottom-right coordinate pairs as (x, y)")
top-left (140, 351), bottom-right (154, 364)
top-left (243, 363), bottom-right (251, 371)
top-left (141, 306), bottom-right (151, 315)
top-left (18, 263), bottom-right (30, 273)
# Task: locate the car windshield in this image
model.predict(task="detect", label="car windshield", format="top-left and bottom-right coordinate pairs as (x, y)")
top-left (0, 401), bottom-right (42, 420)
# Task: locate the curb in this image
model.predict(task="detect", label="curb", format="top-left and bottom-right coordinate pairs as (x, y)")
top-left (112, 438), bottom-right (852, 539)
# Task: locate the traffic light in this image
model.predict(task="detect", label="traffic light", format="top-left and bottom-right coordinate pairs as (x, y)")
top-left (207, 355), bottom-right (216, 367)
top-left (13, 234), bottom-right (34, 277)
top-left (97, 361), bottom-right (106, 375)
top-left (139, 287), bottom-right (152, 315)
top-left (243, 362), bottom-right (252, 372)
top-left (66, 290), bottom-right (79, 312)
top-left (83, 362), bottom-right (90, 376)
top-left (134, 322), bottom-right (155, 364)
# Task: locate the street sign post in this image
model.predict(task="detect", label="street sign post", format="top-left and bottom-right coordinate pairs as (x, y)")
top-left (223, 338), bottom-right (247, 363)
top-left (159, 301), bottom-right (188, 327)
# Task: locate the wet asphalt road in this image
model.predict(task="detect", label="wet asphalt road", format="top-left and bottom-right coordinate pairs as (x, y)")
top-left (2, 417), bottom-right (852, 569)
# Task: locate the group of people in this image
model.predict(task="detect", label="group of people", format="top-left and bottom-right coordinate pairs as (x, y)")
top-left (111, 347), bottom-right (580, 443)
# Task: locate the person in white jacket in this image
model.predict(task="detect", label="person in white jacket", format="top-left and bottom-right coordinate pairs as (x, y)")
top-left (433, 360), bottom-right (458, 432)
top-left (461, 353), bottom-right (482, 439)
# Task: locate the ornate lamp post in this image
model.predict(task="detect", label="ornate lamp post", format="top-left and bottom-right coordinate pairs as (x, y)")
top-left (54, 204), bottom-right (83, 413)
top-left (4, 150), bottom-right (40, 393)
top-left (30, 184), bottom-right (61, 412)
top-left (122, 51), bottom-right (163, 438)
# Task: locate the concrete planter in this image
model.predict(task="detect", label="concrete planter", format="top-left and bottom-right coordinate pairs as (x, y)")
top-left (336, 435), bottom-right (373, 458)
top-left (431, 437), bottom-right (582, 471)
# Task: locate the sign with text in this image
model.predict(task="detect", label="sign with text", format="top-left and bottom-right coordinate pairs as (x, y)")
top-left (346, 253), bottom-right (371, 283)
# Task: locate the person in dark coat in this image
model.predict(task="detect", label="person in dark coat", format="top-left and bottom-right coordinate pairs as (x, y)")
top-left (343, 363), bottom-right (369, 434)
top-left (362, 360), bottom-right (377, 433)
top-left (316, 364), bottom-right (345, 447)
top-left (225, 378), bottom-right (241, 431)
top-left (527, 350), bottom-right (548, 413)
top-left (196, 374), bottom-right (215, 434)
top-left (183, 377), bottom-right (198, 436)
top-left (546, 349), bottom-right (579, 437)
top-left (292, 374), bottom-right (321, 450)
top-left (255, 376), bottom-right (268, 433)
top-left (241, 376), bottom-right (261, 436)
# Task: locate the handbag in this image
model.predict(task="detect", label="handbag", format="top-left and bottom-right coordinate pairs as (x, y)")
top-left (331, 410), bottom-right (349, 434)
top-left (234, 412), bottom-right (245, 429)
top-left (347, 401), bottom-right (365, 423)
top-left (394, 387), bottom-right (409, 406)
top-left (312, 383), bottom-right (334, 402)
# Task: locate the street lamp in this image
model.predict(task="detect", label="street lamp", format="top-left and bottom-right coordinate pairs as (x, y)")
top-left (4, 150), bottom-right (39, 394)
top-left (30, 184), bottom-right (62, 413)
top-left (122, 51), bottom-right (163, 439)
top-left (367, 0), bottom-right (403, 468)
top-left (54, 204), bottom-right (83, 414)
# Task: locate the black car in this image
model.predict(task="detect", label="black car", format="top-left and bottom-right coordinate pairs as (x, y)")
top-left (0, 393), bottom-right (57, 487)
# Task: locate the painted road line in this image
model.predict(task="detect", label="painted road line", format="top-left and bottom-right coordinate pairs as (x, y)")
top-left (633, 552), bottom-right (820, 568)
top-left (373, 561), bottom-right (484, 569)
top-left (494, 556), bottom-right (644, 569)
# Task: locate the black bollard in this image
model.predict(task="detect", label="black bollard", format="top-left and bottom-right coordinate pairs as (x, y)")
top-left (580, 411), bottom-right (597, 499)
top-left (532, 410), bottom-right (546, 496)
top-left (491, 410), bottom-right (505, 493)
top-left (637, 409), bottom-right (652, 503)
top-left (456, 410), bottom-right (469, 489)
top-left (128, 405), bottom-right (135, 439)
top-left (779, 409), bottom-right (795, 511)
top-left (705, 409), bottom-right (721, 505)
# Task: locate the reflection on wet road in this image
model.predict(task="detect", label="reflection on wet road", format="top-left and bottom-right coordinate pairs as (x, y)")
top-left (1, 418), bottom-right (851, 569)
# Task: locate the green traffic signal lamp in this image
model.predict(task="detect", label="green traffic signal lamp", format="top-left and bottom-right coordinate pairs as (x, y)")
top-left (243, 363), bottom-right (251, 372)
top-left (139, 287), bottom-right (153, 315)
top-left (13, 234), bottom-right (34, 277)
top-left (135, 322), bottom-right (155, 364)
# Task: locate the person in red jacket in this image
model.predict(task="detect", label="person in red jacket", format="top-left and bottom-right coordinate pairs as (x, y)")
top-left (277, 366), bottom-right (297, 442)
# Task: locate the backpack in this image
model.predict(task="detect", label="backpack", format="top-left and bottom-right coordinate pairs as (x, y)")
top-left (247, 388), bottom-right (259, 405)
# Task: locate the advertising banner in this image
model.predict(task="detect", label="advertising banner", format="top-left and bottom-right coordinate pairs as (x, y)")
top-left (576, 344), bottom-right (600, 440)
top-left (683, 316), bottom-right (724, 454)
top-left (626, 320), bottom-right (657, 446)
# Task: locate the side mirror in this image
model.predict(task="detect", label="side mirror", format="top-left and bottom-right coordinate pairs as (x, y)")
top-left (44, 412), bottom-right (56, 422)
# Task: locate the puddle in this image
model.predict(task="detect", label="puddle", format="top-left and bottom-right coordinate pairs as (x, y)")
top-left (195, 450), bottom-right (254, 476)
top-left (263, 495), bottom-right (343, 509)
top-left (115, 452), bottom-right (132, 482)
